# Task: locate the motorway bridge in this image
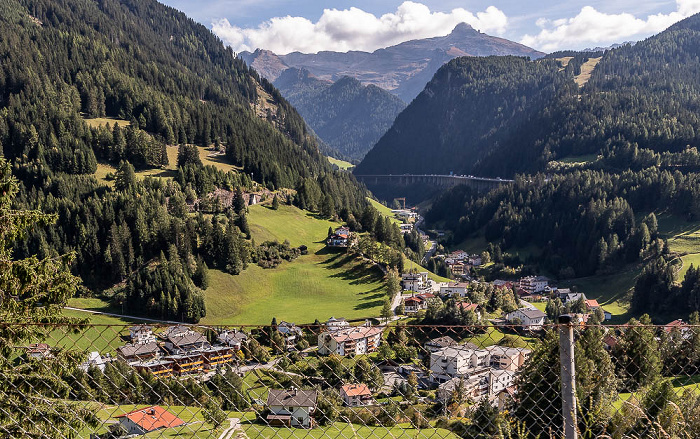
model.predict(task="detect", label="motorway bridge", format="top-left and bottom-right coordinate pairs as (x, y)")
top-left (354, 174), bottom-right (514, 192)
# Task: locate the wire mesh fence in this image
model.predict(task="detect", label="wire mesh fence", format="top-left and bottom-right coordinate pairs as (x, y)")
top-left (2, 318), bottom-right (700, 439)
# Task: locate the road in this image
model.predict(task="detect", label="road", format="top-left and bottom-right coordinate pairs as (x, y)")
top-left (218, 418), bottom-right (245, 439)
top-left (64, 306), bottom-right (181, 324)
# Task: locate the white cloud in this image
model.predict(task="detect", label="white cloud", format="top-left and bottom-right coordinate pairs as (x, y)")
top-left (211, 1), bottom-right (508, 54)
top-left (521, 0), bottom-right (700, 52)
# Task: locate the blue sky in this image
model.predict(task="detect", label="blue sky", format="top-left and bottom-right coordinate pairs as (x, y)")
top-left (160, 0), bottom-right (697, 53)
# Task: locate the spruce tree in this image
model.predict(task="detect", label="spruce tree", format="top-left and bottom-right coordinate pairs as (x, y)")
top-left (0, 159), bottom-right (98, 436)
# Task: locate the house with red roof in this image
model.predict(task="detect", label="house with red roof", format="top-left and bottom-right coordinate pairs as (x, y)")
top-left (339, 384), bottom-right (373, 407)
top-left (115, 406), bottom-right (185, 435)
top-left (403, 295), bottom-right (427, 313)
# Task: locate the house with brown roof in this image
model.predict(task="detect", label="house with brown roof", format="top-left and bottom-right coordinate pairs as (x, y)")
top-left (317, 325), bottom-right (383, 356)
top-left (115, 406), bottom-right (185, 435)
top-left (266, 388), bottom-right (317, 428)
top-left (339, 384), bottom-right (373, 407)
top-left (403, 295), bottom-right (427, 313)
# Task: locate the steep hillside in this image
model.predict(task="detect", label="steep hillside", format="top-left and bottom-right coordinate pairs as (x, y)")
top-left (0, 0), bottom-right (371, 322)
top-left (241, 23), bottom-right (544, 102)
top-left (356, 15), bottom-right (700, 177)
top-left (274, 69), bottom-right (406, 160)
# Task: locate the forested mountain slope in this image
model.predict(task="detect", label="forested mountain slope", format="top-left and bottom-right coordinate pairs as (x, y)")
top-left (0, 0), bottom-right (372, 322)
top-left (274, 69), bottom-right (406, 161)
top-left (356, 14), bottom-right (700, 177)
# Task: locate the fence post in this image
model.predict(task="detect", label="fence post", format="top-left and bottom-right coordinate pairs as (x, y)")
top-left (558, 314), bottom-right (577, 439)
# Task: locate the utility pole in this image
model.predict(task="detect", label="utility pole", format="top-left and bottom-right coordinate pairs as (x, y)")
top-left (558, 314), bottom-right (577, 439)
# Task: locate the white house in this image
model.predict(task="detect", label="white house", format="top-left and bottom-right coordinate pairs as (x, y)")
top-left (217, 330), bottom-right (248, 350)
top-left (277, 321), bottom-right (303, 350)
top-left (26, 343), bottom-right (53, 360)
top-left (430, 346), bottom-right (490, 383)
top-left (403, 295), bottom-right (427, 313)
top-left (489, 369), bottom-right (516, 396)
top-left (436, 373), bottom-right (489, 402)
top-left (440, 282), bottom-right (469, 297)
top-left (505, 308), bottom-right (547, 330)
top-left (266, 388), bottom-right (317, 428)
top-left (129, 325), bottom-right (156, 345)
top-left (80, 351), bottom-right (111, 372)
top-left (339, 384), bottom-right (373, 407)
top-left (486, 346), bottom-right (531, 371)
top-left (519, 276), bottom-right (549, 294)
top-left (317, 326), bottom-right (383, 356)
top-left (326, 317), bottom-right (350, 332)
top-left (402, 272), bottom-right (429, 292)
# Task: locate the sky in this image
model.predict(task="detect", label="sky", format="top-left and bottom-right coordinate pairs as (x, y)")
top-left (160, 0), bottom-right (700, 54)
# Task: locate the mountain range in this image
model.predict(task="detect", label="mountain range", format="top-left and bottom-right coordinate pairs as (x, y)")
top-left (273, 69), bottom-right (406, 161)
top-left (355, 16), bottom-right (700, 177)
top-left (240, 23), bottom-right (545, 103)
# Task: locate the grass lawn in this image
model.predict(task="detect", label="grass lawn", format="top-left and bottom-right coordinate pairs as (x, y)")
top-left (328, 157), bottom-right (355, 170)
top-left (83, 117), bottom-right (130, 128)
top-left (200, 205), bottom-right (387, 325)
top-left (556, 154), bottom-right (598, 164)
top-left (242, 422), bottom-right (458, 439)
top-left (368, 198), bottom-right (401, 224)
top-left (53, 299), bottom-right (136, 353)
top-left (93, 145), bottom-right (240, 187)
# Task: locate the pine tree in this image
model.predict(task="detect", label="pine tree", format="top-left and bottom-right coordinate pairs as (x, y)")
top-left (0, 159), bottom-right (99, 436)
top-left (271, 194), bottom-right (280, 210)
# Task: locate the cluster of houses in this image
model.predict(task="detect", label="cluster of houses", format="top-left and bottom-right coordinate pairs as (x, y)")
top-left (109, 325), bottom-right (247, 378)
top-left (427, 335), bottom-right (530, 406)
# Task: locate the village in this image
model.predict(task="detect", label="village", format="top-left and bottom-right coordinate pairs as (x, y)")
top-left (22, 208), bottom-right (692, 438)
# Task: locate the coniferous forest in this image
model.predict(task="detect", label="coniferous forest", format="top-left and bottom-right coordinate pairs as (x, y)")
top-left (0, 0), bottom-right (384, 322)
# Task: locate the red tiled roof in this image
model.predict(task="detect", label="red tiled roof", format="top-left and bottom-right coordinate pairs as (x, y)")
top-left (341, 384), bottom-right (371, 397)
top-left (329, 326), bottom-right (383, 343)
top-left (116, 406), bottom-right (185, 432)
top-left (664, 319), bottom-right (687, 333)
top-left (585, 299), bottom-right (600, 308)
top-left (403, 296), bottom-right (424, 305)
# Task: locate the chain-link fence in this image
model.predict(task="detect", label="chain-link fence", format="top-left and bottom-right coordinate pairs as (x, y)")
top-left (2, 318), bottom-right (700, 439)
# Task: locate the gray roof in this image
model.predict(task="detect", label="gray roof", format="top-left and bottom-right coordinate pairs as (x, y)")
top-left (161, 325), bottom-right (193, 338)
top-left (118, 342), bottom-right (160, 358)
top-left (267, 389), bottom-right (317, 408)
top-left (425, 336), bottom-right (457, 348)
top-left (167, 332), bottom-right (208, 347)
top-left (517, 309), bottom-right (546, 319)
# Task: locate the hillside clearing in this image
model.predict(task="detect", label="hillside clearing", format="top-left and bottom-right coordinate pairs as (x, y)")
top-left (200, 204), bottom-right (387, 325)
top-left (328, 157), bottom-right (354, 170)
top-left (574, 57), bottom-right (602, 87)
top-left (83, 117), bottom-right (130, 128)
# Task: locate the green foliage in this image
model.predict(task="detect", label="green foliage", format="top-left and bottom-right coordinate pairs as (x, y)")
top-left (0, 159), bottom-right (99, 437)
top-left (275, 70), bottom-right (406, 161)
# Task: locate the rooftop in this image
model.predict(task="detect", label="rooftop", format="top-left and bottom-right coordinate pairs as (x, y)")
top-left (340, 384), bottom-right (372, 397)
top-left (267, 389), bottom-right (317, 407)
top-left (115, 406), bottom-right (184, 432)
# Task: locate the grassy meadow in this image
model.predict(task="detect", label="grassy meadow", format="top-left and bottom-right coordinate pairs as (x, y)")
top-left (200, 204), bottom-right (387, 325)
top-left (328, 157), bottom-right (355, 170)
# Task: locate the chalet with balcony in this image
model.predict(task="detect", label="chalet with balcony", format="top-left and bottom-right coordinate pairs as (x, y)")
top-left (132, 359), bottom-right (174, 378)
top-left (317, 325), bottom-right (383, 356)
